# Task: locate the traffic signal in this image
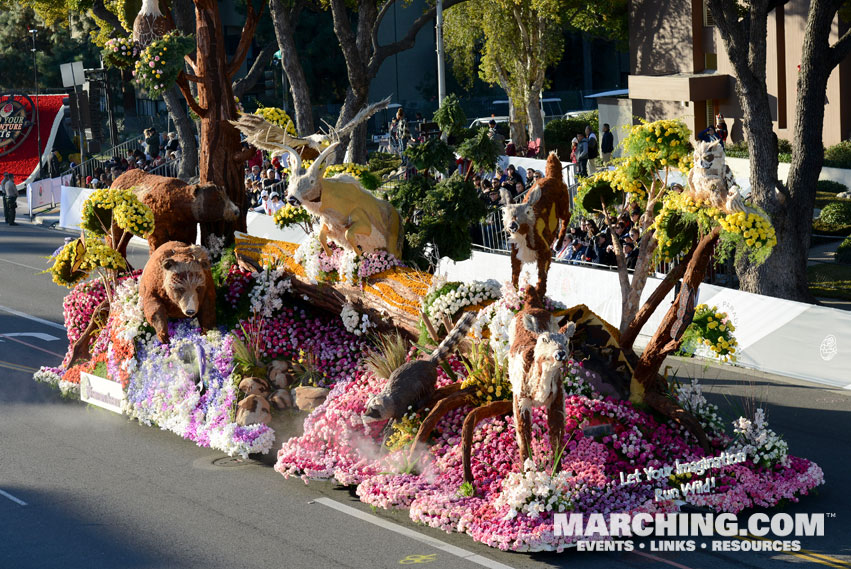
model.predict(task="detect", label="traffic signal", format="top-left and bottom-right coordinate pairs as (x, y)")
top-left (61, 95), bottom-right (73, 130)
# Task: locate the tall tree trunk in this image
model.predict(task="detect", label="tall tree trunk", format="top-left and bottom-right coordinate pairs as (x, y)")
top-left (270, 0), bottom-right (315, 135)
top-left (526, 90), bottom-right (544, 155)
top-left (335, 87), bottom-right (370, 163)
top-left (194, 0), bottom-right (248, 242)
top-left (162, 85), bottom-right (198, 180)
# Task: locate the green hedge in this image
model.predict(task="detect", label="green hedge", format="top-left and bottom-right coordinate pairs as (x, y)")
top-left (544, 111), bottom-right (599, 159)
top-left (817, 180), bottom-right (848, 194)
top-left (824, 141), bottom-right (851, 169)
top-left (819, 201), bottom-right (851, 225)
top-left (837, 236), bottom-right (851, 265)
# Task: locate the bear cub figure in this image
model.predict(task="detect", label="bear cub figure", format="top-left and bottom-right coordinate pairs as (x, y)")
top-left (140, 241), bottom-right (216, 343)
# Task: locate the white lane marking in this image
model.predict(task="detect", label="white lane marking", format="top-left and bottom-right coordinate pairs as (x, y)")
top-left (0, 333), bottom-right (60, 342)
top-left (0, 489), bottom-right (28, 506)
top-left (0, 257), bottom-right (46, 272)
top-left (0, 305), bottom-right (66, 331)
top-left (314, 497), bottom-right (515, 569)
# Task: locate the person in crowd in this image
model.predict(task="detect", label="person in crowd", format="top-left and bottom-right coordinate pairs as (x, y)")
top-left (254, 190), bottom-right (269, 213)
top-left (250, 165), bottom-right (262, 182)
top-left (2, 172), bottom-right (18, 225)
top-left (600, 123), bottom-right (614, 165)
top-left (492, 166), bottom-right (506, 187)
top-left (715, 114), bottom-right (729, 147)
top-left (697, 125), bottom-right (719, 143)
top-left (585, 125), bottom-right (598, 174)
top-left (570, 138), bottom-right (578, 166)
top-left (629, 227), bottom-right (641, 246)
top-left (575, 132), bottom-right (589, 177)
top-left (144, 128), bottom-right (160, 159)
top-left (555, 234), bottom-right (575, 260)
top-left (566, 239), bottom-right (587, 264)
top-left (624, 241), bottom-right (639, 270)
top-left (166, 132), bottom-right (179, 154)
top-left (505, 164), bottom-right (523, 189)
top-left (267, 192), bottom-right (284, 215)
top-left (488, 120), bottom-right (506, 148)
top-left (391, 108), bottom-right (411, 157)
top-left (473, 175), bottom-right (483, 194)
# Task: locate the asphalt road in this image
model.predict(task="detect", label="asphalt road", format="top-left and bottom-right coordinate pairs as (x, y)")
top-left (1, 218), bottom-right (849, 569)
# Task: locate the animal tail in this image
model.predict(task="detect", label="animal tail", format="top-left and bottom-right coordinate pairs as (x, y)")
top-left (429, 312), bottom-right (475, 363)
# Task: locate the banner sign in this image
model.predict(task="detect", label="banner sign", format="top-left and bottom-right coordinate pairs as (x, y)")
top-left (0, 93), bottom-right (35, 157)
top-left (79, 372), bottom-right (125, 414)
top-left (27, 177), bottom-right (59, 212)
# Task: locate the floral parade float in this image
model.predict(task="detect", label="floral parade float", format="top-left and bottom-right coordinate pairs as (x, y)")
top-left (33, 115), bottom-right (823, 553)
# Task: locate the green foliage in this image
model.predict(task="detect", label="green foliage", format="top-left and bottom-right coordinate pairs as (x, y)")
top-left (777, 138), bottom-right (793, 154)
top-left (404, 138), bottom-right (455, 173)
top-left (368, 152), bottom-right (402, 179)
top-left (817, 180), bottom-right (848, 194)
top-left (825, 140), bottom-right (851, 169)
top-left (577, 176), bottom-right (618, 214)
top-left (837, 236), bottom-right (851, 265)
top-left (102, 36), bottom-right (137, 69)
top-left (458, 481), bottom-right (475, 497)
top-left (812, 218), bottom-right (851, 237)
top-left (819, 201), bottom-right (851, 225)
top-left (91, 359), bottom-right (109, 379)
top-left (456, 127), bottom-right (501, 174)
top-left (432, 93), bottom-right (467, 138)
top-left (389, 174), bottom-right (487, 268)
top-left (808, 263), bottom-right (851, 300)
top-left (544, 111), bottom-right (599, 158)
top-left (422, 282), bottom-right (462, 316)
top-left (212, 247), bottom-right (237, 287)
top-left (655, 209), bottom-right (699, 259)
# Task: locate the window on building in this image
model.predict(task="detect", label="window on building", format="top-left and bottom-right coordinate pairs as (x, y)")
top-left (704, 1), bottom-right (715, 26)
top-left (705, 53), bottom-right (718, 71)
top-left (706, 100), bottom-right (715, 129)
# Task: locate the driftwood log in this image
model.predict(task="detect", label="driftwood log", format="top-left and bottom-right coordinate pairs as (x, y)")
top-left (233, 232), bottom-right (430, 339)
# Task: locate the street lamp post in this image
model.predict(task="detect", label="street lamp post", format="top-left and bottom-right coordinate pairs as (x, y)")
top-left (29, 28), bottom-right (44, 179)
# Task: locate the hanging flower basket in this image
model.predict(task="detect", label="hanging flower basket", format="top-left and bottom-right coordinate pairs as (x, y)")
top-left (133, 31), bottom-right (196, 98)
top-left (103, 37), bottom-right (140, 70)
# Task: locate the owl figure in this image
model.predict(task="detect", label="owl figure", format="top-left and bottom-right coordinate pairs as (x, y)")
top-left (687, 139), bottom-right (746, 213)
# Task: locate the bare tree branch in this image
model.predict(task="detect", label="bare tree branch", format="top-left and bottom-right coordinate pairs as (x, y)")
top-left (232, 39), bottom-right (278, 97)
top-left (176, 74), bottom-right (206, 117)
top-left (226, 0), bottom-right (266, 79)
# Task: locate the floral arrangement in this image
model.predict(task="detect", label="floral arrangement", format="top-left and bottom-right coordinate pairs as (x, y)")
top-left (49, 238), bottom-right (127, 288)
top-left (623, 119), bottom-right (694, 174)
top-left (62, 279), bottom-right (108, 350)
top-left (460, 342), bottom-right (511, 405)
top-left (340, 302), bottom-right (373, 336)
top-left (653, 192), bottom-right (776, 264)
top-left (288, 160), bottom-right (381, 192)
top-left (81, 188), bottom-right (155, 238)
top-left (294, 230), bottom-right (403, 285)
top-left (246, 267), bottom-right (292, 318)
top-left (493, 459), bottom-right (574, 520)
top-left (277, 362), bottom-right (823, 551)
top-left (133, 32), bottom-right (196, 98)
top-left (273, 204), bottom-right (313, 234)
top-left (34, 366), bottom-right (78, 396)
top-left (423, 280), bottom-right (500, 324)
top-left (251, 106), bottom-right (298, 136)
top-left (678, 304), bottom-right (738, 362)
top-left (674, 378), bottom-right (726, 435)
top-left (124, 321), bottom-right (275, 458)
top-left (102, 37), bottom-right (140, 69)
top-left (728, 408), bottom-right (789, 468)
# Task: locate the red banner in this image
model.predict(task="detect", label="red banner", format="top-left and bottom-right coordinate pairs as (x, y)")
top-left (0, 94), bottom-right (64, 186)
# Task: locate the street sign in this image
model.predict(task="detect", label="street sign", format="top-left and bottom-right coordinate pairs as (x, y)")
top-left (59, 62), bottom-right (85, 88)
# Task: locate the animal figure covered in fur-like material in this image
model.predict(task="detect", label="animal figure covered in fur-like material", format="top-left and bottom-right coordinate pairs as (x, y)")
top-left (508, 287), bottom-right (575, 470)
top-left (687, 139), bottom-right (746, 214)
top-left (112, 169), bottom-right (240, 253)
top-left (363, 312), bottom-right (475, 422)
top-left (139, 241), bottom-right (216, 344)
top-left (503, 153), bottom-right (571, 298)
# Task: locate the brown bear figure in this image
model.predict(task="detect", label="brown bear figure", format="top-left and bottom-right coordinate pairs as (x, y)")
top-left (112, 169), bottom-right (240, 253)
top-left (502, 153), bottom-right (571, 298)
top-left (139, 241), bottom-right (216, 343)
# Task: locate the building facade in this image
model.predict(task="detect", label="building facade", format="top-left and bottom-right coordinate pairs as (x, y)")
top-left (626, 0), bottom-right (851, 145)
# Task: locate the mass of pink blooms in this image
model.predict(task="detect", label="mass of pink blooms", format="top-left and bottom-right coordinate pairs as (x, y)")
top-left (276, 363), bottom-right (825, 552)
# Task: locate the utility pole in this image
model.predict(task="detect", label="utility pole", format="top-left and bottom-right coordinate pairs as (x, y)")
top-left (435, 0), bottom-right (446, 106)
top-left (29, 28), bottom-right (44, 179)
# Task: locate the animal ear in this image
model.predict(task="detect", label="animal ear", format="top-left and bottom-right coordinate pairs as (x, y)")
top-left (559, 321), bottom-right (576, 339)
top-left (189, 245), bottom-right (211, 269)
top-left (522, 313), bottom-right (547, 334)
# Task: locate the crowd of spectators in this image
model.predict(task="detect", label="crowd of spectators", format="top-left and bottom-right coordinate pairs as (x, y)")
top-left (555, 207), bottom-right (645, 271)
top-left (69, 127), bottom-right (182, 189)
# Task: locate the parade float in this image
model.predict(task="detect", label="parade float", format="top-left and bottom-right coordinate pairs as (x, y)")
top-left (29, 3), bottom-right (824, 549)
top-left (32, 104), bottom-right (825, 551)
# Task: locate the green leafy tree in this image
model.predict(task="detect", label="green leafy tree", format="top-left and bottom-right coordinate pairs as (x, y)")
top-left (444, 0), bottom-right (626, 151)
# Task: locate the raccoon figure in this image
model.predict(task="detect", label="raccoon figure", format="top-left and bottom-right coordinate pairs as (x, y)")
top-left (363, 313), bottom-right (476, 422)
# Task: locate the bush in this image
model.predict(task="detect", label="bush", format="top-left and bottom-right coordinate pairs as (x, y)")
top-left (824, 140), bottom-right (851, 169)
top-left (837, 236), bottom-right (851, 264)
top-left (777, 138), bottom-right (792, 154)
top-left (544, 111), bottom-right (599, 158)
top-left (819, 201), bottom-right (851, 225)
top-left (812, 219), bottom-right (851, 237)
top-left (817, 180), bottom-right (848, 194)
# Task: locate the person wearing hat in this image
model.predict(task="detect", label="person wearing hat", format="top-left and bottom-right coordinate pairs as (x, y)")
top-left (2, 172), bottom-right (19, 225)
top-left (266, 192), bottom-right (283, 215)
top-left (254, 190), bottom-right (269, 213)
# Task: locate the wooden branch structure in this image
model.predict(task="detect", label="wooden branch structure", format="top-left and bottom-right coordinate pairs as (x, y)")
top-left (233, 233), bottom-right (434, 339)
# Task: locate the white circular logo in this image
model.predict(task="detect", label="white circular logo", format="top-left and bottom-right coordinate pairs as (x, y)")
top-left (819, 335), bottom-right (838, 361)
